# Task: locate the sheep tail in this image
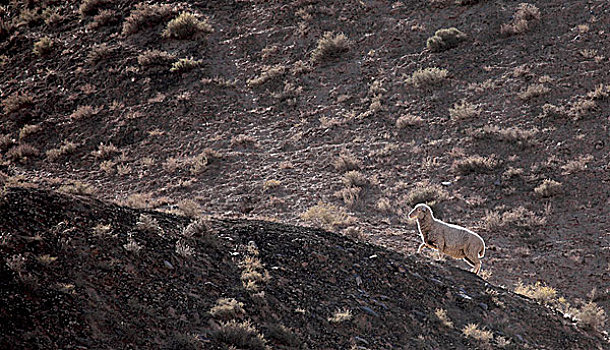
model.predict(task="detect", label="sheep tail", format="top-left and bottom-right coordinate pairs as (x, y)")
top-left (478, 245), bottom-right (485, 259)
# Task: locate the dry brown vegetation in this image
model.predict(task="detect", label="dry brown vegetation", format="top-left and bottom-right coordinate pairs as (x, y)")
top-left (1, 0), bottom-right (609, 346)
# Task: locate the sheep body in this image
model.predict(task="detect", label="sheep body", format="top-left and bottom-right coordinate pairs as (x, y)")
top-left (408, 203), bottom-right (485, 274)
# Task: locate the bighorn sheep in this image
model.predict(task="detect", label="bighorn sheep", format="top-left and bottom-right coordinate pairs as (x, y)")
top-left (408, 203), bottom-right (486, 274)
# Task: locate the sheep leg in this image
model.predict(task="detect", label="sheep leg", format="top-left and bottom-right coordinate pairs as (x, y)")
top-left (464, 255), bottom-right (481, 275)
top-left (417, 242), bottom-right (426, 254)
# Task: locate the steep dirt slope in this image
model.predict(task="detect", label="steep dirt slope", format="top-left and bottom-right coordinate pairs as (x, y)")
top-left (1, 0), bottom-right (609, 332)
top-left (0, 186), bottom-right (606, 349)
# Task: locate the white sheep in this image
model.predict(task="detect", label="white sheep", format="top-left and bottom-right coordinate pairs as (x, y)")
top-left (408, 203), bottom-right (486, 274)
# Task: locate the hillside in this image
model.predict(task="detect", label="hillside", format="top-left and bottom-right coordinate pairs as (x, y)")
top-left (0, 185), bottom-right (605, 349)
top-left (1, 0), bottom-right (609, 346)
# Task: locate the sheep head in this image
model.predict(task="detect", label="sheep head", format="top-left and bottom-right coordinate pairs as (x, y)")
top-left (408, 203), bottom-right (433, 220)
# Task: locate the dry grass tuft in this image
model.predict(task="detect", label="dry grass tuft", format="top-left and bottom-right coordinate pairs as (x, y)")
top-left (135, 214), bottom-right (163, 235)
top-left (396, 114), bottom-right (424, 128)
top-left (178, 199), bottom-right (201, 218)
top-left (426, 27), bottom-right (467, 52)
top-left (6, 144), bottom-right (40, 161)
top-left (122, 3), bottom-right (173, 36)
top-left (575, 301), bottom-right (607, 332)
top-left (452, 155), bottom-right (498, 174)
top-left (170, 58), bottom-right (202, 73)
top-left (483, 206), bottom-right (546, 231)
top-left (301, 202), bottom-right (355, 229)
top-left (266, 324), bottom-right (300, 347)
top-left (87, 43), bottom-right (115, 65)
top-left (138, 49), bottom-right (176, 66)
top-left (449, 100), bottom-right (480, 120)
top-left (70, 105), bottom-right (101, 120)
top-left (406, 67), bottom-right (448, 88)
top-left (501, 3), bottom-right (540, 36)
top-left (2, 93), bottom-right (34, 114)
top-left (88, 9), bottom-right (118, 29)
top-left (79, 0), bottom-right (108, 17)
top-left (561, 155), bottom-right (593, 174)
top-left (587, 84), bottom-right (609, 100)
top-left (328, 308), bottom-right (352, 323)
top-left (333, 153), bottom-right (361, 172)
top-left (472, 125), bottom-right (537, 147)
top-left (435, 308), bottom-right (454, 328)
top-left (534, 179), bottom-right (562, 198)
top-left (342, 170), bottom-right (368, 188)
top-left (46, 141), bottom-right (77, 161)
top-left (33, 36), bottom-right (53, 56)
top-left (515, 281), bottom-right (557, 304)
top-left (212, 320), bottom-right (267, 350)
top-left (246, 65), bottom-right (286, 87)
top-left (162, 12), bottom-right (213, 39)
top-left (462, 323), bottom-right (493, 342)
top-left (311, 32), bottom-right (350, 64)
top-left (210, 298), bottom-right (245, 320)
top-left (403, 182), bottom-right (449, 209)
top-left (518, 84), bottom-right (549, 100)
top-left (18, 124), bottom-right (40, 141)
top-left (91, 142), bottom-right (119, 159)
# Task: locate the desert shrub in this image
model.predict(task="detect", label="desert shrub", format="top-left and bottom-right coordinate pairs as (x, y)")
top-left (88, 9), bottom-right (118, 29)
top-left (87, 43), bottom-right (115, 65)
top-left (435, 308), bottom-right (454, 328)
top-left (46, 141), bottom-right (77, 161)
top-left (426, 27), bottom-right (467, 52)
top-left (212, 320), bottom-right (267, 350)
top-left (6, 144), bottom-right (39, 161)
top-left (210, 298), bottom-right (245, 320)
top-left (59, 181), bottom-right (96, 196)
top-left (18, 124), bottom-right (40, 141)
top-left (91, 142), bottom-right (119, 159)
top-left (162, 12), bottom-right (213, 39)
top-left (452, 155), bottom-right (498, 174)
top-left (534, 179), bottom-right (562, 197)
top-left (406, 67), bottom-right (448, 88)
top-left (33, 37), bottom-right (53, 56)
top-left (170, 58), bottom-right (202, 73)
top-left (79, 0), bottom-right (108, 17)
top-left (449, 100), bottom-right (480, 120)
top-left (501, 3), bottom-right (540, 36)
top-left (178, 199), bottom-right (201, 217)
top-left (70, 105), bottom-right (100, 120)
top-left (483, 206), bottom-right (546, 231)
top-left (301, 202), bottom-right (355, 229)
top-left (333, 153), bottom-right (361, 172)
top-left (2, 93), bottom-right (34, 114)
top-left (515, 281), bottom-right (557, 304)
top-left (462, 323), bottom-right (493, 342)
top-left (472, 125), bottom-right (537, 147)
top-left (246, 65), bottom-right (285, 87)
top-left (575, 301), bottom-right (607, 332)
top-left (587, 84), bottom-right (609, 100)
top-left (396, 114), bottom-right (423, 128)
top-left (518, 84), bottom-right (549, 100)
top-left (122, 3), bottom-right (173, 36)
top-left (137, 49), bottom-right (176, 66)
top-left (0, 134), bottom-right (15, 151)
top-left (403, 182), bottom-right (449, 209)
top-left (311, 31), bottom-right (350, 64)
top-left (342, 170), bottom-right (368, 188)
top-left (561, 155), bottom-right (593, 174)
top-left (328, 308), bottom-right (352, 323)
top-left (43, 8), bottom-right (64, 26)
top-left (265, 324), bottom-right (299, 346)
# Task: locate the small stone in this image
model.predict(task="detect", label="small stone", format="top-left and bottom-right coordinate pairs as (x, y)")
top-left (360, 306), bottom-right (379, 317)
top-left (478, 302), bottom-right (488, 311)
top-left (163, 260), bottom-right (174, 269)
